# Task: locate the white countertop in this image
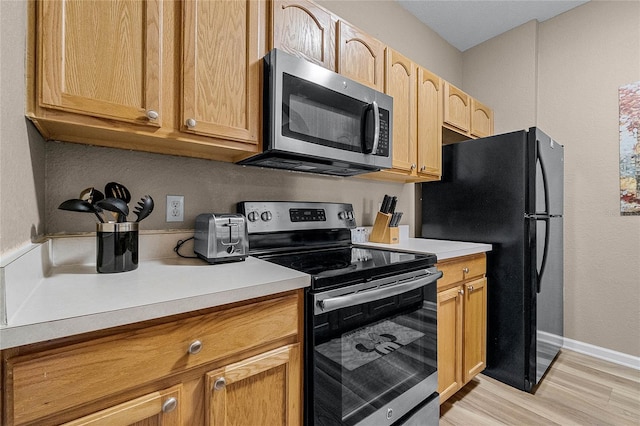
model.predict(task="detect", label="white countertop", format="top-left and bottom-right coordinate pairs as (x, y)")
top-left (0, 234), bottom-right (310, 350)
top-left (356, 238), bottom-right (492, 261)
top-left (0, 234), bottom-right (489, 350)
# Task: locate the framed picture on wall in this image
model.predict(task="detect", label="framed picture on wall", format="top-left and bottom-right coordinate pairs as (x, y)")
top-left (619, 81), bottom-right (640, 215)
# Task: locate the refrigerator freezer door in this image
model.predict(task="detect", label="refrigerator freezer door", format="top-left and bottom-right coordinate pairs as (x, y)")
top-left (530, 128), bottom-right (564, 216)
top-left (534, 216), bottom-right (564, 384)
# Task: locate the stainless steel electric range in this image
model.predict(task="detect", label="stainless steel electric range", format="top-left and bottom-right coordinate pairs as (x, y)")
top-left (237, 201), bottom-right (441, 426)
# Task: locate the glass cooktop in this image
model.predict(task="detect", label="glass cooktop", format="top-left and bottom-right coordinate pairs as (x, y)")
top-left (258, 246), bottom-right (436, 291)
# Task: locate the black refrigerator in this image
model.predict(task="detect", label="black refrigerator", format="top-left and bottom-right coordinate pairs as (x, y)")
top-left (421, 127), bottom-right (564, 392)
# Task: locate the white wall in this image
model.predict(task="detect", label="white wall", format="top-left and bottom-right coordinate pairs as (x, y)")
top-left (463, 1), bottom-right (640, 357)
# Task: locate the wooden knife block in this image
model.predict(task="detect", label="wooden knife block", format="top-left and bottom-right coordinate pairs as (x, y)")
top-left (369, 212), bottom-right (399, 244)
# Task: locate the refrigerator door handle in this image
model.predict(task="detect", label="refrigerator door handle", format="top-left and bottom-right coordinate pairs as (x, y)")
top-left (536, 142), bottom-right (550, 216)
top-left (536, 216), bottom-right (551, 293)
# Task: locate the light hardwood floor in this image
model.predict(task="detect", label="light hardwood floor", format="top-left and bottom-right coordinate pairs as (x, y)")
top-left (440, 349), bottom-right (640, 425)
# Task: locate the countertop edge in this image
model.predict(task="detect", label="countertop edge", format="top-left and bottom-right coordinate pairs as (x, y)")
top-left (355, 238), bottom-right (492, 261)
top-left (0, 275), bottom-right (309, 350)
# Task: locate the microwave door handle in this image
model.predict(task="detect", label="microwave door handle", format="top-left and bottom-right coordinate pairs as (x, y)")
top-left (371, 101), bottom-right (380, 154)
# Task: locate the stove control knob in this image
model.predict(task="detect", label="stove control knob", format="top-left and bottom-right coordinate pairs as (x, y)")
top-left (247, 211), bottom-right (259, 222)
top-left (347, 211), bottom-right (354, 220)
top-left (261, 211), bottom-right (273, 222)
top-left (338, 211), bottom-right (347, 220)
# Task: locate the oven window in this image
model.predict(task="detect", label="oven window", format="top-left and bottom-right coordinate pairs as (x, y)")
top-left (310, 285), bottom-right (437, 425)
top-left (282, 73), bottom-right (366, 152)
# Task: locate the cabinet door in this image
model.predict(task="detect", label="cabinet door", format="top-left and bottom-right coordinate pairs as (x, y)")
top-left (206, 344), bottom-right (301, 426)
top-left (463, 277), bottom-right (487, 383)
top-left (182, 0), bottom-right (263, 143)
top-left (437, 286), bottom-right (463, 403)
top-left (417, 67), bottom-right (442, 179)
top-left (443, 82), bottom-right (470, 133)
top-left (385, 49), bottom-right (416, 173)
top-left (38, 0), bottom-right (162, 127)
top-left (62, 385), bottom-right (182, 426)
top-left (336, 21), bottom-right (385, 91)
top-left (471, 99), bottom-right (494, 138)
top-left (272, 0), bottom-right (335, 70)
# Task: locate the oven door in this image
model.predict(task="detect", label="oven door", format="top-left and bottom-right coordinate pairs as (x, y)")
top-left (306, 268), bottom-right (441, 426)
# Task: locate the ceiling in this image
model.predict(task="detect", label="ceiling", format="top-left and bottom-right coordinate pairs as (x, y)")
top-left (395, 0), bottom-right (589, 51)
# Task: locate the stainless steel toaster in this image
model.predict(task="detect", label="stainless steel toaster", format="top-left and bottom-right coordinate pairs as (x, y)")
top-left (194, 213), bottom-right (249, 263)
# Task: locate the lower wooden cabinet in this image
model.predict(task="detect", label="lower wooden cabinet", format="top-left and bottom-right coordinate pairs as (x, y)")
top-left (1, 291), bottom-right (303, 426)
top-left (437, 254), bottom-right (487, 403)
top-left (61, 385), bottom-right (183, 426)
top-left (206, 344), bottom-right (300, 426)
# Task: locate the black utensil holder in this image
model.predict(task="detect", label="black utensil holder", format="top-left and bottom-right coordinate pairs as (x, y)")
top-left (96, 222), bottom-right (139, 273)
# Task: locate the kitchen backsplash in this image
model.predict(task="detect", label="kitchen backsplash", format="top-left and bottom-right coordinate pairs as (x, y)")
top-left (45, 141), bottom-right (416, 236)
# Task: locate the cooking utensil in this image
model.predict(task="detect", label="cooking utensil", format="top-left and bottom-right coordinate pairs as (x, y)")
top-left (58, 199), bottom-right (105, 223)
top-left (105, 182), bottom-right (131, 204)
top-left (133, 195), bottom-right (154, 222)
top-left (96, 198), bottom-right (130, 223)
top-left (79, 187), bottom-right (105, 204)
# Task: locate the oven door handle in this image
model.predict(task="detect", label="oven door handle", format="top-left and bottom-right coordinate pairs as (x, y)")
top-left (316, 270), bottom-right (442, 314)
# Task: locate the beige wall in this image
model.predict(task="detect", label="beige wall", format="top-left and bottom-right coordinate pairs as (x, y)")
top-left (463, 1), bottom-right (640, 357)
top-left (317, 0), bottom-right (463, 85)
top-left (2, 0), bottom-right (638, 359)
top-left (0, 0), bottom-right (46, 256)
top-left (1, 0), bottom-right (458, 254)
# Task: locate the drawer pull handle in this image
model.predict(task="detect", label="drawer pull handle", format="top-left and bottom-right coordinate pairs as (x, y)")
top-left (468, 285), bottom-right (474, 292)
top-left (214, 377), bottom-right (227, 391)
top-left (458, 288), bottom-right (464, 296)
top-left (188, 340), bottom-right (203, 355)
top-left (162, 397), bottom-right (177, 413)
top-left (462, 267), bottom-right (470, 274)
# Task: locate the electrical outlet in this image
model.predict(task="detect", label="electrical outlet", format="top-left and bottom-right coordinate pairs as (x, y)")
top-left (166, 195), bottom-right (184, 222)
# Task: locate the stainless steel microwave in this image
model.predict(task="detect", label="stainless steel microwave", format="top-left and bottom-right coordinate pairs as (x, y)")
top-left (238, 49), bottom-right (393, 176)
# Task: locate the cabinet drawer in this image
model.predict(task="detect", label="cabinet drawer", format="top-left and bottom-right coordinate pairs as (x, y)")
top-left (7, 293), bottom-right (299, 425)
top-left (437, 254), bottom-right (486, 290)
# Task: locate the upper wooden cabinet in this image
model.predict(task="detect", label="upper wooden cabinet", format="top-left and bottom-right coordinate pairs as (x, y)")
top-left (443, 82), bottom-right (471, 133)
top-left (443, 81), bottom-right (494, 143)
top-left (385, 50), bottom-right (417, 174)
top-left (271, 0), bottom-right (336, 70)
top-left (471, 98), bottom-right (494, 138)
top-left (181, 0), bottom-right (262, 144)
top-left (361, 52), bottom-right (442, 183)
top-left (416, 67), bottom-right (443, 180)
top-left (336, 20), bottom-right (385, 91)
top-left (37, 0), bottom-right (163, 127)
top-left (27, 0), bottom-right (266, 163)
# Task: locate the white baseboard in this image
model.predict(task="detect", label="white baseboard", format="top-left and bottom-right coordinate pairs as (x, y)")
top-left (562, 336), bottom-right (640, 370)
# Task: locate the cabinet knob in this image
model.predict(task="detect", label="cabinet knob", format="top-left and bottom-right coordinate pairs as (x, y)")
top-left (214, 377), bottom-right (227, 391)
top-left (162, 397), bottom-right (178, 413)
top-left (146, 110), bottom-right (159, 120)
top-left (411, 163), bottom-right (417, 170)
top-left (458, 288), bottom-right (464, 296)
top-left (186, 118), bottom-right (197, 128)
top-left (468, 285), bottom-right (474, 293)
top-left (188, 340), bottom-right (203, 355)
top-left (462, 267), bottom-right (470, 274)
top-left (420, 165), bottom-right (426, 172)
